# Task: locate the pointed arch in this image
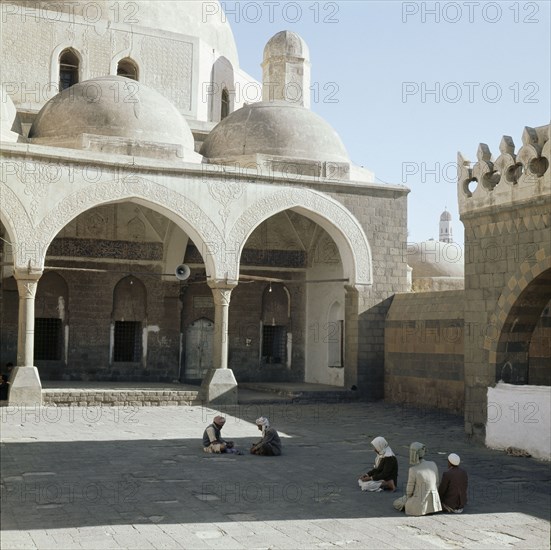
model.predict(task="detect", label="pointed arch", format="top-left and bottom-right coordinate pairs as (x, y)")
top-left (228, 187), bottom-right (372, 286)
top-left (32, 176), bottom-right (222, 280)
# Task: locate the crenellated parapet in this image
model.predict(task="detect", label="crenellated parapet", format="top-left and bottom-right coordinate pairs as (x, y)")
top-left (458, 123), bottom-right (550, 216)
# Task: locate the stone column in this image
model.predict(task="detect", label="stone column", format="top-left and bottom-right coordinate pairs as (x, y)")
top-left (344, 285), bottom-right (360, 390)
top-left (10, 271), bottom-right (43, 405)
top-left (200, 281), bottom-right (238, 405)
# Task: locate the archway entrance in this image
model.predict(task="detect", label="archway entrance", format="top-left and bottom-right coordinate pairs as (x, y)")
top-left (494, 268), bottom-right (551, 386)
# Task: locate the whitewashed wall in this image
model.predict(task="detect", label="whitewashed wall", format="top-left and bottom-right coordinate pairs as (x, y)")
top-left (486, 382), bottom-right (551, 460)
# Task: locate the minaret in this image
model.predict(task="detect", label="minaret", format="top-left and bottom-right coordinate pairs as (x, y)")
top-left (439, 208), bottom-right (453, 243)
top-left (262, 30), bottom-right (311, 108)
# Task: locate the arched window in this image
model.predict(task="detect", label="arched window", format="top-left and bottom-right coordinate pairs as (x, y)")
top-left (117, 58), bottom-right (139, 81)
top-left (59, 49), bottom-right (80, 91)
top-left (221, 88), bottom-right (230, 120)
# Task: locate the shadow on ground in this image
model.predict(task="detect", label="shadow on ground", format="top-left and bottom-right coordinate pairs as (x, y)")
top-left (1, 402), bottom-right (549, 531)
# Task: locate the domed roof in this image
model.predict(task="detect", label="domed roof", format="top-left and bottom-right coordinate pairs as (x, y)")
top-left (29, 76), bottom-right (195, 152)
top-left (200, 101), bottom-right (349, 163)
top-left (1, 86), bottom-right (22, 141)
top-left (440, 209), bottom-right (452, 221)
top-left (407, 240), bottom-right (464, 278)
top-left (263, 31), bottom-right (310, 61)
top-left (9, 1), bottom-right (238, 65)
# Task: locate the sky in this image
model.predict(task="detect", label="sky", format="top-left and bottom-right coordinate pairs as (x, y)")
top-left (222, 0), bottom-right (550, 246)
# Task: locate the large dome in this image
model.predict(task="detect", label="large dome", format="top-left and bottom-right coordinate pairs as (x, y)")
top-left (9, 1), bottom-right (239, 65)
top-left (200, 101), bottom-right (350, 163)
top-left (29, 76), bottom-right (195, 152)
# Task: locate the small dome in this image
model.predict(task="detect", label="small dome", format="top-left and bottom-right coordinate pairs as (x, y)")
top-left (29, 76), bottom-right (195, 152)
top-left (200, 101), bottom-right (349, 163)
top-left (407, 241), bottom-right (464, 279)
top-left (440, 209), bottom-right (452, 221)
top-left (263, 31), bottom-right (310, 61)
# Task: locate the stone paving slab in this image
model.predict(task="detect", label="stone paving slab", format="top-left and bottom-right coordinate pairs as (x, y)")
top-left (1, 401), bottom-right (550, 549)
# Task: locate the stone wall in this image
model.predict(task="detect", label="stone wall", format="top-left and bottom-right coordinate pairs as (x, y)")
top-left (332, 188), bottom-right (409, 398)
top-left (384, 290), bottom-right (465, 414)
top-left (458, 123), bottom-right (550, 439)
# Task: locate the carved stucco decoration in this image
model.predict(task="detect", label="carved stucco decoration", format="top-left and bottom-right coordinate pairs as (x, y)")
top-left (19, 176), bottom-right (224, 277)
top-left (207, 180), bottom-right (247, 231)
top-left (0, 182), bottom-right (38, 269)
top-left (227, 187), bottom-right (372, 285)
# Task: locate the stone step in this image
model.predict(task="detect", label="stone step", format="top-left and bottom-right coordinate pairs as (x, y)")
top-left (239, 383), bottom-right (360, 403)
top-left (42, 389), bottom-right (202, 407)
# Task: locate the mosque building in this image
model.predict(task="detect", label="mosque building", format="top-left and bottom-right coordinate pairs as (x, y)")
top-left (1, 1), bottom-right (549, 460)
top-left (0, 1), bottom-right (409, 404)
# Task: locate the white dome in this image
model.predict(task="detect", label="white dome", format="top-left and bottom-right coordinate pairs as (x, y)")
top-left (407, 240), bottom-right (464, 278)
top-left (201, 101), bottom-right (349, 163)
top-left (30, 76), bottom-right (195, 152)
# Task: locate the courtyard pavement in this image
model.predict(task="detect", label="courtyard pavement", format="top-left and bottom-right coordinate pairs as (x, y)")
top-left (1, 398), bottom-right (550, 549)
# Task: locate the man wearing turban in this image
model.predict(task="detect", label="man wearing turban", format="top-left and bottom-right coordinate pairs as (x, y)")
top-left (203, 415), bottom-right (234, 453)
top-left (393, 442), bottom-right (442, 515)
top-left (250, 416), bottom-right (282, 456)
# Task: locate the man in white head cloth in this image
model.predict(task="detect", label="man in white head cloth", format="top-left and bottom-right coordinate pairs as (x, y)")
top-left (203, 415), bottom-right (234, 453)
top-left (438, 453), bottom-right (468, 513)
top-left (358, 436), bottom-right (398, 492)
top-left (393, 442), bottom-right (442, 515)
top-left (250, 416), bottom-right (282, 456)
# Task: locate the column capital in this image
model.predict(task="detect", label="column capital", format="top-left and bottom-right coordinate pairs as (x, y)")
top-left (208, 279), bottom-right (238, 291)
top-left (208, 280), bottom-right (238, 306)
top-left (13, 269), bottom-right (43, 283)
top-left (15, 275), bottom-right (41, 299)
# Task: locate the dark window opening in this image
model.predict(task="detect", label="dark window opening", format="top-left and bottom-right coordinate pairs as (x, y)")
top-left (59, 49), bottom-right (79, 91)
top-left (117, 58), bottom-right (139, 81)
top-left (262, 325), bottom-right (286, 364)
top-left (221, 88), bottom-right (230, 120)
top-left (34, 318), bottom-right (62, 361)
top-left (114, 321), bottom-right (142, 362)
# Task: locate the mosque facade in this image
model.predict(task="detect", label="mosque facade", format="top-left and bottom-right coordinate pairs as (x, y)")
top-left (1, 2), bottom-right (549, 459)
top-left (0, 1), bottom-right (409, 404)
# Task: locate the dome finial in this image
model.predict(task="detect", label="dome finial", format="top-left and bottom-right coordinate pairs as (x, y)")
top-left (262, 30), bottom-right (311, 108)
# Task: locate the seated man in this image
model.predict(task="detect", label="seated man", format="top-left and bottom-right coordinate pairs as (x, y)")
top-left (393, 442), bottom-right (442, 516)
top-left (203, 415), bottom-right (234, 453)
top-left (439, 453), bottom-right (468, 513)
top-left (250, 416), bottom-right (282, 456)
top-left (358, 436), bottom-right (398, 491)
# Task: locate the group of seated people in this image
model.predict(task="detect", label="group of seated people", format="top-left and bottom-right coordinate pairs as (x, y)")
top-left (358, 437), bottom-right (468, 516)
top-left (202, 419), bottom-right (466, 515)
top-left (202, 415), bottom-right (282, 456)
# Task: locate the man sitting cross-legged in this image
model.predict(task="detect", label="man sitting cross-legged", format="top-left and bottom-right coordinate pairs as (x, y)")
top-left (250, 416), bottom-right (282, 456)
top-left (203, 415), bottom-right (235, 453)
